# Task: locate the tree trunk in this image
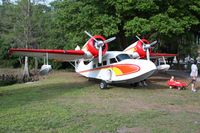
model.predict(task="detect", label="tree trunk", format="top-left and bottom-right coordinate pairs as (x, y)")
top-left (22, 0), bottom-right (31, 82)
top-left (22, 56), bottom-right (29, 82)
top-left (34, 57), bottom-right (38, 72)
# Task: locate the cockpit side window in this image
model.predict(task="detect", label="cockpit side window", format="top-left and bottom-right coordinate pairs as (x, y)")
top-left (93, 63), bottom-right (96, 68)
top-left (116, 54), bottom-right (131, 62)
top-left (103, 60), bottom-right (107, 66)
top-left (98, 63), bottom-right (102, 67)
top-left (110, 58), bottom-right (117, 64)
top-left (84, 60), bottom-right (91, 65)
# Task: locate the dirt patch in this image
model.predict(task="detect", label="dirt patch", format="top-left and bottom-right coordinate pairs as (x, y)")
top-left (117, 127), bottom-right (151, 133)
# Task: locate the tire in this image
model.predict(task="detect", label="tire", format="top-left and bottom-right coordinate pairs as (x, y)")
top-left (99, 81), bottom-right (107, 89)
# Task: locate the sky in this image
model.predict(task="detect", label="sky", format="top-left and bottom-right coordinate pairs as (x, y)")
top-left (0, 0), bottom-right (55, 5)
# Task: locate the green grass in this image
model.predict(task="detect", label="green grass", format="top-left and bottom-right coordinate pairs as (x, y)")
top-left (1, 70), bottom-right (200, 133)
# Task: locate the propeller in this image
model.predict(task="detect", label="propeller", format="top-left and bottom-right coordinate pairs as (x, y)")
top-left (84, 31), bottom-right (116, 63)
top-left (103, 37), bottom-right (116, 44)
top-left (84, 31), bottom-right (99, 42)
top-left (136, 35), bottom-right (157, 60)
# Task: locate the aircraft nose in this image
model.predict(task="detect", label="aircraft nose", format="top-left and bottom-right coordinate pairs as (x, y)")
top-left (138, 59), bottom-right (157, 73)
top-left (136, 60), bottom-right (157, 80)
top-left (124, 59), bottom-right (157, 83)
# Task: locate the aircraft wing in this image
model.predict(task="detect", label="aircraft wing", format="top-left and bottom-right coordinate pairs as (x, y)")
top-left (9, 48), bottom-right (90, 61)
top-left (150, 53), bottom-right (177, 58)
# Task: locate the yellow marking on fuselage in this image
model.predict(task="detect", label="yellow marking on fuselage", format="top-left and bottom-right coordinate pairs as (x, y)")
top-left (112, 67), bottom-right (123, 76)
top-left (125, 47), bottom-right (137, 53)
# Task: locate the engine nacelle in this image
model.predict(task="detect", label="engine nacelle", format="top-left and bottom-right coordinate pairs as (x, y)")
top-left (135, 39), bottom-right (152, 59)
top-left (39, 64), bottom-right (52, 75)
top-left (82, 35), bottom-right (108, 58)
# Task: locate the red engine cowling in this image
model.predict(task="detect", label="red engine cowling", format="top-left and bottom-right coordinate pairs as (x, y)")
top-left (83, 35), bottom-right (108, 58)
top-left (136, 39), bottom-right (152, 59)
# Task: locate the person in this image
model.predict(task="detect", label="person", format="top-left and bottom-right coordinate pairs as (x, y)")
top-left (190, 60), bottom-right (198, 92)
top-left (169, 76), bottom-right (182, 90)
top-left (170, 76), bottom-right (175, 81)
top-left (169, 76), bottom-right (175, 89)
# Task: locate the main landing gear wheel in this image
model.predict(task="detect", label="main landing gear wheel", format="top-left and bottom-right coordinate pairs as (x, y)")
top-left (99, 80), bottom-right (107, 89)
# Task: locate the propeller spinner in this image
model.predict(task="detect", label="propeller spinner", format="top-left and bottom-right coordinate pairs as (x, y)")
top-left (84, 31), bottom-right (116, 63)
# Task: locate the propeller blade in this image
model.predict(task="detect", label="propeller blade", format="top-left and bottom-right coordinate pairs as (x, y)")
top-left (84, 31), bottom-right (98, 42)
top-left (136, 35), bottom-right (145, 45)
top-left (146, 49), bottom-right (150, 60)
top-left (143, 45), bottom-right (151, 49)
top-left (98, 46), bottom-right (102, 64)
top-left (103, 37), bottom-right (116, 44)
top-left (150, 40), bottom-right (157, 46)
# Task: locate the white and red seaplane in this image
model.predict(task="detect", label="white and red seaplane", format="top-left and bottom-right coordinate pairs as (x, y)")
top-left (9, 31), bottom-right (158, 89)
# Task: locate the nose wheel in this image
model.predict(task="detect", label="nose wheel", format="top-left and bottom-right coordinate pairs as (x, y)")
top-left (99, 80), bottom-right (108, 89)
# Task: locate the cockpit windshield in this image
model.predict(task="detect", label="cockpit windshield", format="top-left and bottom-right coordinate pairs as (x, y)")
top-left (116, 54), bottom-right (131, 62)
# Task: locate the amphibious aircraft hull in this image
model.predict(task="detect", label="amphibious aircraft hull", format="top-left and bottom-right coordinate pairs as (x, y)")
top-left (77, 59), bottom-right (157, 84)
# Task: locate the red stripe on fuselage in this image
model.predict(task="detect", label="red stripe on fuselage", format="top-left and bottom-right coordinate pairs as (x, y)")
top-left (79, 64), bottom-right (140, 76)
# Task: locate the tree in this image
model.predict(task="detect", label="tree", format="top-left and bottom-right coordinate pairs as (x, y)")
top-left (0, 3), bottom-right (18, 63)
top-left (52, 0), bottom-right (199, 56)
top-left (52, 0), bottom-right (119, 50)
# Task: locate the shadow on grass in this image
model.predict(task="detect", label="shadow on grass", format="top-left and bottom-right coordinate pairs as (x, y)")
top-left (88, 78), bottom-right (168, 90)
top-left (0, 80), bottom-right (93, 110)
top-left (0, 80), bottom-right (17, 87)
top-left (109, 82), bottom-right (167, 90)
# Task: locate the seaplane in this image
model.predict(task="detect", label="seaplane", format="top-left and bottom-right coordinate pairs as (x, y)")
top-left (123, 36), bottom-right (177, 72)
top-left (9, 31), bottom-right (158, 89)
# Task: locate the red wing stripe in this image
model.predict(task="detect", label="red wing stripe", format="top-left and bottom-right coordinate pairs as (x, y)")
top-left (66, 50), bottom-right (85, 55)
top-left (150, 53), bottom-right (177, 57)
top-left (9, 48), bottom-right (85, 55)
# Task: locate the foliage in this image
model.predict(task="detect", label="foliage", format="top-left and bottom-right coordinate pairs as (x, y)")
top-left (124, 17), bottom-right (151, 36)
top-left (52, 0), bottom-right (199, 52)
top-left (52, 0), bottom-right (120, 49)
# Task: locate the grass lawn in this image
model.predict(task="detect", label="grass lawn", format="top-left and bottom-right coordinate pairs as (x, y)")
top-left (1, 70), bottom-right (200, 133)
